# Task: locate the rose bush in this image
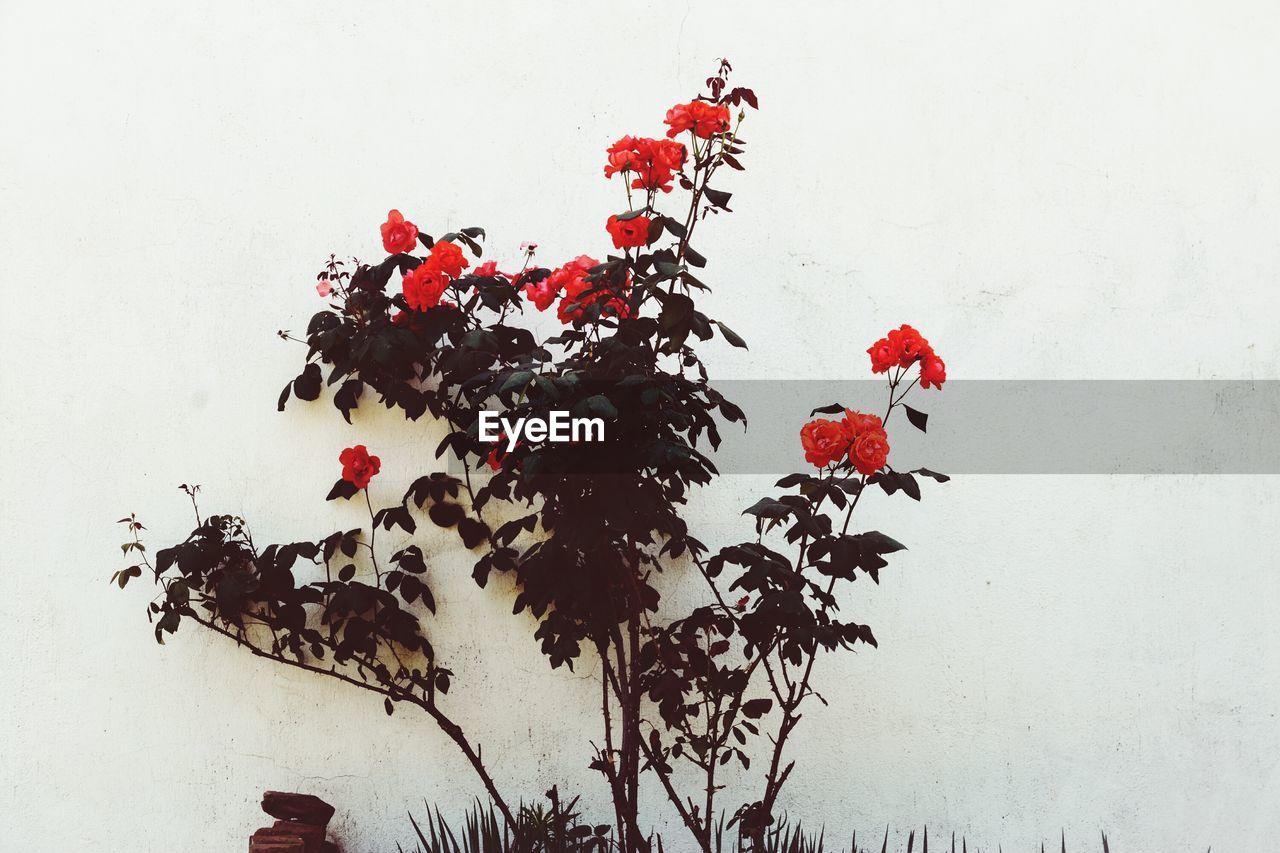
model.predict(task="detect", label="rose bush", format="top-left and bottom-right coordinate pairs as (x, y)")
top-left (115, 60), bottom-right (947, 852)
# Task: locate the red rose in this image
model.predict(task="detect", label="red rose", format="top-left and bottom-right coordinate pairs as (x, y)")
top-left (664, 101), bottom-right (731, 139)
top-left (474, 260), bottom-right (502, 278)
top-left (849, 428), bottom-right (890, 476)
top-left (842, 409), bottom-right (883, 436)
top-left (800, 418), bottom-right (852, 468)
top-left (606, 214), bottom-right (651, 250)
top-left (523, 273), bottom-right (561, 311)
top-left (840, 409), bottom-right (890, 475)
top-left (887, 324), bottom-right (931, 367)
top-left (380, 209), bottom-right (419, 254)
top-left (486, 442), bottom-right (507, 471)
top-left (604, 135), bottom-right (644, 177)
top-left (919, 355), bottom-right (946, 390)
top-left (339, 445), bottom-right (381, 489)
top-left (428, 240), bottom-right (469, 278)
top-left (391, 310), bottom-right (422, 330)
top-left (486, 437), bottom-right (521, 471)
top-left (552, 255), bottom-right (630, 324)
top-left (603, 137), bottom-right (685, 193)
top-left (402, 263), bottom-right (450, 310)
top-left (867, 337), bottom-right (900, 374)
top-left (652, 139), bottom-right (688, 172)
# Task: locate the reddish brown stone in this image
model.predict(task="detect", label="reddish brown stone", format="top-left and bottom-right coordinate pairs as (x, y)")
top-left (261, 791), bottom-right (336, 826)
top-left (249, 834), bottom-right (305, 853)
top-left (270, 820), bottom-right (326, 853)
top-left (252, 827), bottom-right (304, 841)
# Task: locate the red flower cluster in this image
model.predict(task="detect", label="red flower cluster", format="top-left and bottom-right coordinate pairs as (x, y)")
top-left (664, 101), bottom-right (731, 139)
top-left (867, 324), bottom-right (946, 390)
top-left (519, 255), bottom-right (632, 324)
top-left (606, 214), bottom-right (651, 250)
top-left (522, 270), bottom-right (561, 312)
top-left (800, 410), bottom-right (890, 475)
top-left (399, 238), bottom-right (471, 311)
top-left (380, 209), bottom-right (419, 254)
top-left (603, 136), bottom-right (687, 193)
top-left (339, 445), bottom-right (381, 489)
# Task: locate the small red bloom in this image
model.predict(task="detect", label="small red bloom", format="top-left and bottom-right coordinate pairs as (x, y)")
top-left (523, 273), bottom-right (560, 312)
top-left (474, 260), bottom-right (502, 278)
top-left (800, 418), bottom-right (852, 468)
top-left (555, 256), bottom-right (631, 324)
top-left (548, 256), bottom-right (593, 322)
top-left (652, 139), bottom-right (688, 173)
top-left (887, 324), bottom-right (932, 367)
top-left (402, 262), bottom-right (450, 310)
top-left (486, 444), bottom-right (505, 471)
top-left (316, 277), bottom-right (333, 298)
top-left (428, 240), bottom-right (469, 278)
top-left (664, 101), bottom-right (731, 139)
top-left (920, 355), bottom-right (947, 390)
top-left (486, 437), bottom-right (521, 471)
top-left (840, 410), bottom-right (890, 476)
top-left (606, 214), bottom-right (651, 250)
top-left (842, 409), bottom-right (883, 436)
top-left (867, 337), bottom-right (900, 374)
top-left (849, 428), bottom-right (890, 476)
top-left (380, 210), bottom-right (419, 254)
top-left (604, 135), bottom-right (645, 177)
top-left (339, 445), bottom-right (381, 489)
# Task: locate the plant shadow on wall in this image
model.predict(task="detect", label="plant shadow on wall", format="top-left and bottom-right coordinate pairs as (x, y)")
top-left (113, 61), bottom-right (950, 853)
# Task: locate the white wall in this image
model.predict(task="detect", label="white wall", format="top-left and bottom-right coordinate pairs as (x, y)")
top-left (3, 1), bottom-right (1279, 851)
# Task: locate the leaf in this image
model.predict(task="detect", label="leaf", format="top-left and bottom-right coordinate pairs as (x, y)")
top-left (658, 293), bottom-right (694, 331)
top-left (500, 370), bottom-right (533, 395)
top-left (292, 362), bottom-right (322, 401)
top-left (333, 379), bottom-right (363, 424)
top-left (384, 697), bottom-right (394, 716)
top-left (338, 564), bottom-right (356, 582)
top-left (809, 403), bottom-right (844, 416)
top-left (877, 471), bottom-right (920, 501)
top-left (393, 545), bottom-right (427, 574)
top-left (716, 321), bottom-right (748, 349)
top-left (899, 472), bottom-right (921, 501)
top-left (704, 187), bottom-right (733, 210)
top-left (861, 530), bottom-right (907, 554)
top-left (742, 498), bottom-right (792, 519)
top-left (428, 502), bottom-right (465, 528)
top-left (913, 467), bottom-right (951, 483)
top-left (114, 566), bottom-right (142, 589)
top-left (457, 517), bottom-right (490, 549)
top-left (326, 479), bottom-right (359, 501)
top-left (582, 394), bottom-right (617, 420)
top-left (904, 405), bottom-right (928, 433)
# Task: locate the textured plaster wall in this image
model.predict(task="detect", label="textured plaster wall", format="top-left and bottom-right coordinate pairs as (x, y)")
top-left (3, 1), bottom-right (1279, 851)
